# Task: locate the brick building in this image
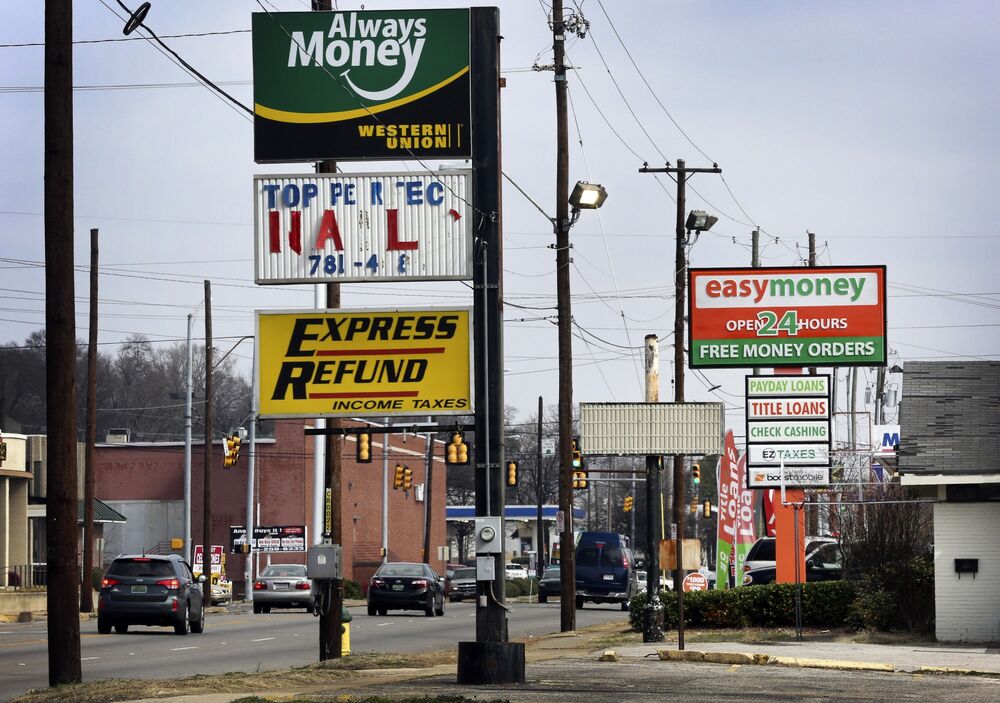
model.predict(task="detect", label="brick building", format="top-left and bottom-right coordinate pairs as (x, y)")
top-left (92, 419), bottom-right (449, 595)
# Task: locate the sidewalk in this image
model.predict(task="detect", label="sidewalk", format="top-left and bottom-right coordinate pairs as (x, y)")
top-left (614, 637), bottom-right (1000, 676)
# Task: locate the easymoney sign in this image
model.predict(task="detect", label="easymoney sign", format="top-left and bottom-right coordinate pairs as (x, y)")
top-left (256, 308), bottom-right (472, 419)
top-left (252, 9), bottom-right (471, 162)
top-left (688, 265), bottom-right (887, 368)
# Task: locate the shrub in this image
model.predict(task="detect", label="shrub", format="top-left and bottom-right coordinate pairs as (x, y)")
top-left (343, 579), bottom-right (362, 600)
top-left (629, 581), bottom-right (857, 631)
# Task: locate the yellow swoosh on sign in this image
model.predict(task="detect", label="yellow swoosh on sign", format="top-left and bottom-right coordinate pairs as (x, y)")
top-left (255, 66), bottom-right (469, 124)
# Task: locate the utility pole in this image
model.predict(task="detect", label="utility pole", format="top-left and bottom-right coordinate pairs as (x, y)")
top-left (642, 334), bottom-right (663, 642)
top-left (202, 280), bottom-right (213, 608)
top-left (44, 0), bottom-right (81, 684)
top-left (81, 228), bottom-right (98, 613)
top-left (313, 0), bottom-right (344, 661)
top-left (422, 430), bottom-right (434, 564)
top-left (552, 0), bottom-right (576, 635)
top-left (536, 396), bottom-right (544, 582)
top-left (639, 158), bottom-right (721, 651)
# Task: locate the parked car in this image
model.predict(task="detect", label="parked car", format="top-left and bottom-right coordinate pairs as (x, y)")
top-left (367, 561), bottom-right (445, 616)
top-left (538, 565), bottom-right (561, 602)
top-left (252, 564), bottom-right (315, 613)
top-left (447, 566), bottom-right (477, 602)
top-left (210, 581), bottom-right (232, 606)
top-left (574, 531), bottom-right (638, 611)
top-left (97, 554), bottom-right (205, 635)
top-left (742, 536), bottom-right (837, 573)
top-left (635, 570), bottom-right (673, 593)
top-left (505, 563), bottom-right (529, 580)
top-left (744, 542), bottom-right (843, 585)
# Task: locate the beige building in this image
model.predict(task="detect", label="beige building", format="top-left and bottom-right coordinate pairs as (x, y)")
top-left (0, 432), bottom-right (31, 586)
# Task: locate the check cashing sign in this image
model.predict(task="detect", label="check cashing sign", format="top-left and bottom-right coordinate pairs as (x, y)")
top-left (254, 171), bottom-right (472, 284)
top-left (252, 9), bottom-right (470, 162)
top-left (256, 308), bottom-right (472, 419)
top-left (688, 266), bottom-right (887, 368)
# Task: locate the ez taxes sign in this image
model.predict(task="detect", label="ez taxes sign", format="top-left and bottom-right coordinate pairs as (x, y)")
top-left (254, 171), bottom-right (472, 284)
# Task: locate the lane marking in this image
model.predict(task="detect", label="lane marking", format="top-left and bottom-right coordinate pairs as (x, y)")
top-left (170, 646), bottom-right (199, 651)
top-left (82, 657), bottom-right (99, 661)
top-left (251, 637), bottom-right (275, 642)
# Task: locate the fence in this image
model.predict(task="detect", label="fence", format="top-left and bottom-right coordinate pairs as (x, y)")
top-left (2, 564), bottom-right (48, 589)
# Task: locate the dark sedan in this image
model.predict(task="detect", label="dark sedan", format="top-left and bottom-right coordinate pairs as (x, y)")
top-left (538, 565), bottom-right (561, 603)
top-left (744, 543), bottom-right (843, 585)
top-left (367, 562), bottom-right (445, 616)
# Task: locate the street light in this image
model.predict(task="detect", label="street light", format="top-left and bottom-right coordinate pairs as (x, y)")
top-left (685, 210), bottom-right (718, 232)
top-left (555, 179), bottom-right (608, 633)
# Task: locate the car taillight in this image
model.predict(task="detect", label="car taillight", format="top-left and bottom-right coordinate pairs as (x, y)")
top-left (622, 555), bottom-right (629, 568)
top-left (101, 577), bottom-right (120, 588)
top-left (156, 578), bottom-right (180, 590)
top-left (295, 582), bottom-right (311, 590)
top-left (412, 579), bottom-right (428, 588)
top-left (253, 581), bottom-right (267, 590)
top-left (370, 578), bottom-right (386, 590)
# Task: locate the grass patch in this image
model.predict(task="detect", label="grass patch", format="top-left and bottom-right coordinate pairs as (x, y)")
top-left (10, 652), bottom-right (457, 703)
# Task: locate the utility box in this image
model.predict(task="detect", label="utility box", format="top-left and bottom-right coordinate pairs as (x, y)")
top-left (307, 543), bottom-right (343, 580)
top-left (476, 556), bottom-right (496, 581)
top-left (475, 516), bottom-right (504, 554)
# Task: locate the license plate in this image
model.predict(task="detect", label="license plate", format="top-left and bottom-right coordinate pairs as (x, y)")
top-left (274, 583), bottom-right (288, 590)
top-left (131, 585), bottom-right (147, 593)
top-left (603, 574), bottom-right (614, 581)
top-left (392, 584), bottom-right (404, 591)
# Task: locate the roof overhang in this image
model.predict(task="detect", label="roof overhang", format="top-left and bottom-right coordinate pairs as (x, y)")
top-left (900, 473), bottom-right (1000, 487)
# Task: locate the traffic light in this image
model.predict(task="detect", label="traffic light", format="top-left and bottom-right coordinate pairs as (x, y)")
top-left (393, 464), bottom-right (404, 489)
top-left (572, 470), bottom-right (588, 490)
top-left (623, 495), bottom-right (633, 512)
top-left (223, 433), bottom-right (241, 468)
top-left (356, 432), bottom-right (372, 463)
top-left (703, 500), bottom-right (712, 518)
top-left (571, 436), bottom-right (583, 470)
top-left (403, 466), bottom-right (413, 491)
top-left (506, 460), bottom-right (518, 487)
top-left (691, 498), bottom-right (699, 515)
top-left (692, 463), bottom-right (701, 485)
top-left (446, 432), bottom-right (469, 465)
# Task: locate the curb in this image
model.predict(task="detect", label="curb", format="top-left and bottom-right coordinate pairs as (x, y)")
top-left (657, 649), bottom-right (895, 673)
top-left (916, 666), bottom-right (1000, 679)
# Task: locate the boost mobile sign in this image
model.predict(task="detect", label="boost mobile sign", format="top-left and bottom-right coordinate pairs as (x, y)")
top-left (688, 265), bottom-right (887, 368)
top-left (256, 308), bottom-right (473, 419)
top-left (254, 171), bottom-right (473, 284)
top-left (252, 9), bottom-right (471, 162)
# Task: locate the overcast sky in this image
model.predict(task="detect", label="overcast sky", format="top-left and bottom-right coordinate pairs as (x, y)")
top-left (3, 1), bottom-right (998, 445)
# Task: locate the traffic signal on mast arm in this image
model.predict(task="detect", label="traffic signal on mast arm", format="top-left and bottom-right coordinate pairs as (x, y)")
top-left (572, 470), bottom-right (588, 490)
top-left (506, 461), bottom-right (518, 487)
top-left (356, 432), bottom-right (372, 463)
top-left (223, 434), bottom-right (241, 468)
top-left (446, 432), bottom-right (469, 465)
top-left (623, 495), bottom-right (633, 512)
top-left (571, 436), bottom-right (583, 471)
top-left (703, 500), bottom-right (712, 518)
top-left (403, 466), bottom-right (413, 491)
top-left (692, 463), bottom-right (701, 485)
top-left (393, 464), bottom-right (405, 489)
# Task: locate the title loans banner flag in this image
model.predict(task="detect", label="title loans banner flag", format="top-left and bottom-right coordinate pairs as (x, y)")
top-left (688, 265), bottom-right (887, 368)
top-left (715, 430), bottom-right (755, 589)
top-left (252, 9), bottom-right (471, 162)
top-left (256, 308), bottom-right (472, 419)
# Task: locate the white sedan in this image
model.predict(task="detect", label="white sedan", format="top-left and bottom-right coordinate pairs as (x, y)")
top-left (504, 563), bottom-right (529, 579)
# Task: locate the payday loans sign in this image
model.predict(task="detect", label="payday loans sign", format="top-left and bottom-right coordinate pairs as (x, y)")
top-left (256, 308), bottom-right (472, 419)
top-left (688, 266), bottom-right (886, 368)
top-left (252, 9), bottom-right (471, 162)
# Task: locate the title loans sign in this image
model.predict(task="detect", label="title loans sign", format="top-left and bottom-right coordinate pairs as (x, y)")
top-left (252, 9), bottom-right (470, 162)
top-left (256, 308), bottom-right (472, 419)
top-left (254, 171), bottom-right (472, 284)
top-left (688, 266), bottom-right (887, 368)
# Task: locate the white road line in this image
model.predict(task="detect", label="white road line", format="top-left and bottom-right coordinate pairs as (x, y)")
top-left (81, 656), bottom-right (99, 661)
top-left (251, 637), bottom-right (275, 642)
top-left (170, 646), bottom-right (199, 651)
top-left (376, 622), bottom-right (391, 627)
top-left (18, 663), bottom-right (26, 666)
